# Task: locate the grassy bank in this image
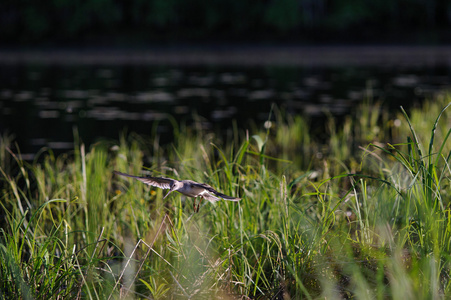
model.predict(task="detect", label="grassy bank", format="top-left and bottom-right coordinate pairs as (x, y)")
top-left (1, 95), bottom-right (451, 299)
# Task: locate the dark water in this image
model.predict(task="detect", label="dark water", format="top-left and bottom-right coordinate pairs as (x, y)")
top-left (1, 51), bottom-right (451, 159)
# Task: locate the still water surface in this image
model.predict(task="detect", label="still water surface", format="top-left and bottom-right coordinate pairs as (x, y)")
top-left (1, 49), bottom-right (451, 159)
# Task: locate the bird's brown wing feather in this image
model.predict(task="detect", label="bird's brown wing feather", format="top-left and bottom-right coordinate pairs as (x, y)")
top-left (114, 171), bottom-right (174, 189)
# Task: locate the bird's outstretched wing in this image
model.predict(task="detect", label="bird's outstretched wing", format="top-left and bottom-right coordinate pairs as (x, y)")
top-left (194, 182), bottom-right (241, 201)
top-left (114, 171), bottom-right (174, 189)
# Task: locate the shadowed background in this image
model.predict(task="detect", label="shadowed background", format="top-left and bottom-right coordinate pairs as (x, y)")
top-left (2, 0), bottom-right (451, 44)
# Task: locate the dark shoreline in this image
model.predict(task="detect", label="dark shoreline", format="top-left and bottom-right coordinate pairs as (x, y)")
top-left (1, 45), bottom-right (451, 66)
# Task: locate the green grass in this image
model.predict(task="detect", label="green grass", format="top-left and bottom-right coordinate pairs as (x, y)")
top-left (1, 95), bottom-right (451, 299)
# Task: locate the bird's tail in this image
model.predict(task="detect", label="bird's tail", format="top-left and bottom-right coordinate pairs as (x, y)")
top-left (212, 191), bottom-right (241, 202)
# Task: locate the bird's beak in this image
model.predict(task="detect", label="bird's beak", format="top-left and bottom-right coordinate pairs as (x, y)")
top-left (163, 189), bottom-right (174, 199)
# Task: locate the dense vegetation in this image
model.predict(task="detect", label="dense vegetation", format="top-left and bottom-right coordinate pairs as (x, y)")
top-left (1, 95), bottom-right (451, 299)
top-left (2, 0), bottom-right (451, 44)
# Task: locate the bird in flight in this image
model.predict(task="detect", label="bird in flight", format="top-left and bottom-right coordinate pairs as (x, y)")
top-left (114, 171), bottom-right (241, 212)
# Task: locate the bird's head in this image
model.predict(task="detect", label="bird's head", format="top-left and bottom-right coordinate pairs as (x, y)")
top-left (163, 181), bottom-right (179, 199)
